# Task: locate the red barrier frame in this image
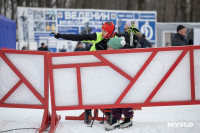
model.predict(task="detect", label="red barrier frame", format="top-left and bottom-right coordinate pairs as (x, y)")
top-left (48, 46), bottom-right (200, 133)
top-left (0, 50), bottom-right (50, 133)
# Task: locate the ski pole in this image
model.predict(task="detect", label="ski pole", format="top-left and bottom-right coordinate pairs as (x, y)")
top-left (99, 109), bottom-right (105, 124)
top-left (89, 109), bottom-right (98, 128)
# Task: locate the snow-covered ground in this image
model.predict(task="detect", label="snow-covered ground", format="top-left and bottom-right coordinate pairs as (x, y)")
top-left (0, 105), bottom-right (200, 133)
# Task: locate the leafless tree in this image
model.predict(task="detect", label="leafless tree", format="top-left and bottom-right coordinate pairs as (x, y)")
top-left (0, 0), bottom-right (200, 22)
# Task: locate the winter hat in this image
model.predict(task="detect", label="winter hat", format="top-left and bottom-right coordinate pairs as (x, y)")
top-left (107, 37), bottom-right (126, 49)
top-left (177, 25), bottom-right (186, 32)
top-left (102, 22), bottom-right (116, 38)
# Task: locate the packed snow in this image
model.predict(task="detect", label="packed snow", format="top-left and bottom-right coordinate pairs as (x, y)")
top-left (0, 105), bottom-right (200, 133)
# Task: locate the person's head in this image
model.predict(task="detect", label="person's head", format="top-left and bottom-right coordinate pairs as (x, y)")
top-left (76, 42), bottom-right (83, 48)
top-left (22, 45), bottom-right (28, 50)
top-left (101, 21), bottom-right (115, 38)
top-left (165, 42), bottom-right (171, 47)
top-left (41, 43), bottom-right (46, 48)
top-left (107, 37), bottom-right (126, 50)
top-left (124, 21), bottom-right (132, 31)
top-left (177, 25), bottom-right (186, 37)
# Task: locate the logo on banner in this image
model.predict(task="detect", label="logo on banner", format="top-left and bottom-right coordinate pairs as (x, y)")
top-left (140, 21), bottom-right (153, 40)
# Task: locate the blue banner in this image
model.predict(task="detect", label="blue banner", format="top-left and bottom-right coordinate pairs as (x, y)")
top-left (17, 7), bottom-right (157, 52)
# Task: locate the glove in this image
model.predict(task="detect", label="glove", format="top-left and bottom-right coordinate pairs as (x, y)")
top-left (95, 39), bottom-right (108, 50)
top-left (127, 24), bottom-right (140, 34)
top-left (51, 32), bottom-right (61, 39)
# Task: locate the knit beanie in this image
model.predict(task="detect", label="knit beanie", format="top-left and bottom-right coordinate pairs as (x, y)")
top-left (177, 25), bottom-right (185, 32)
top-left (102, 22), bottom-right (116, 38)
top-left (107, 37), bottom-right (126, 49)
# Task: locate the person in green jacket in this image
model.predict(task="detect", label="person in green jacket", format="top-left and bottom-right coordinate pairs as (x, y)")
top-left (53, 21), bottom-right (116, 51)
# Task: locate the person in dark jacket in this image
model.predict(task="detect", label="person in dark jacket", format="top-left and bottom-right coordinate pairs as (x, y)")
top-left (38, 43), bottom-right (49, 51)
top-left (59, 45), bottom-right (67, 52)
top-left (74, 42), bottom-right (86, 51)
top-left (116, 20), bottom-right (142, 48)
top-left (137, 34), bottom-right (152, 48)
top-left (171, 25), bottom-right (188, 46)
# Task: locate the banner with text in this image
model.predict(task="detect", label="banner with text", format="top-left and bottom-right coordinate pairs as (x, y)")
top-left (17, 7), bottom-right (157, 52)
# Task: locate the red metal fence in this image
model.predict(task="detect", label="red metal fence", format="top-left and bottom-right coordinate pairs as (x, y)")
top-left (1, 46), bottom-right (200, 133)
top-left (48, 46), bottom-right (200, 132)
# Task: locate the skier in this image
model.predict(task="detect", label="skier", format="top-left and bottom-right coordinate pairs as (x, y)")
top-left (53, 21), bottom-right (118, 124)
top-left (53, 21), bottom-right (116, 51)
top-left (105, 37), bottom-right (134, 131)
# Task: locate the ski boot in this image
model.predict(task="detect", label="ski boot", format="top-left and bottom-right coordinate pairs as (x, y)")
top-left (105, 118), bottom-right (120, 131)
top-left (120, 118), bottom-right (133, 129)
top-left (105, 109), bottom-right (112, 124)
top-left (84, 109), bottom-right (92, 125)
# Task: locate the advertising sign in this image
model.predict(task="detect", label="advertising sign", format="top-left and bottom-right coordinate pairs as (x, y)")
top-left (17, 7), bottom-right (157, 52)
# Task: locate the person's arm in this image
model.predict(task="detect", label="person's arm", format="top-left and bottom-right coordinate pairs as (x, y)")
top-left (53, 33), bottom-right (97, 41)
top-left (116, 32), bottom-right (130, 42)
top-left (115, 32), bottom-right (130, 47)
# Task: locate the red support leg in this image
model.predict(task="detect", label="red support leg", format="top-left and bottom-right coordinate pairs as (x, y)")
top-left (36, 110), bottom-right (51, 133)
top-left (65, 111), bottom-right (85, 120)
top-left (49, 111), bottom-right (61, 133)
